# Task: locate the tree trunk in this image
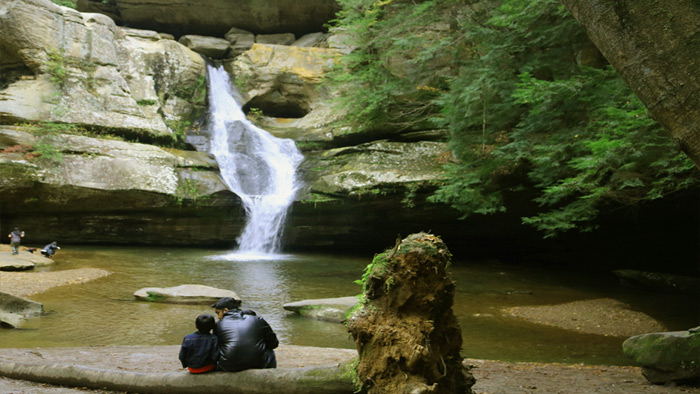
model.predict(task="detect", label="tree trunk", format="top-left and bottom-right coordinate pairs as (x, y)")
top-left (560, 0), bottom-right (700, 168)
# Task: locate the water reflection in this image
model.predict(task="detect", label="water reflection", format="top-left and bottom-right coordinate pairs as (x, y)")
top-left (1, 246), bottom-right (696, 366)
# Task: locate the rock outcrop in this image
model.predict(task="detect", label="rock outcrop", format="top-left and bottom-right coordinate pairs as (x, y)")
top-left (347, 233), bottom-right (475, 394)
top-left (76, 0), bottom-right (341, 38)
top-left (0, 125), bottom-right (243, 246)
top-left (0, 0), bottom-right (207, 142)
top-left (134, 284), bottom-right (239, 304)
top-left (623, 327), bottom-right (700, 384)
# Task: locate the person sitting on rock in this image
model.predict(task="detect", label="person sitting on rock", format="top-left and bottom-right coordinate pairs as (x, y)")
top-left (212, 297), bottom-right (278, 372)
top-left (40, 241), bottom-right (60, 258)
top-left (179, 314), bottom-right (219, 374)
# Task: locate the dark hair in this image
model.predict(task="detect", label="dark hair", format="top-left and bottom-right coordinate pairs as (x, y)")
top-left (211, 297), bottom-right (241, 310)
top-left (195, 314), bottom-right (216, 333)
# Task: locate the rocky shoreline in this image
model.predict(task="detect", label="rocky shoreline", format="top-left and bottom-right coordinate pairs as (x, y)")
top-left (0, 345), bottom-right (697, 394)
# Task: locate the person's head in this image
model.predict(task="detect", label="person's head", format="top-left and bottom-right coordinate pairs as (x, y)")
top-left (195, 314), bottom-right (216, 333)
top-left (211, 297), bottom-right (241, 319)
top-left (13, 227), bottom-right (19, 231)
top-left (51, 241), bottom-right (57, 246)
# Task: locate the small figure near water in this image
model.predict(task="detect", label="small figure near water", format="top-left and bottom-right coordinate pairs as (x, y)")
top-left (40, 241), bottom-right (60, 258)
top-left (212, 297), bottom-right (278, 372)
top-left (7, 227), bottom-right (25, 255)
top-left (179, 314), bottom-right (219, 374)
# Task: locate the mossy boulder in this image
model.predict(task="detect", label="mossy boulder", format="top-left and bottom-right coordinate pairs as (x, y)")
top-left (622, 327), bottom-right (700, 384)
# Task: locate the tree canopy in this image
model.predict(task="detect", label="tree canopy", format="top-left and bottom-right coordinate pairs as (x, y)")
top-left (327, 0), bottom-right (698, 238)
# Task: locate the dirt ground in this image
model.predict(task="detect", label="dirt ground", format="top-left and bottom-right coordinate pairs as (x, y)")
top-left (0, 244), bottom-right (698, 393)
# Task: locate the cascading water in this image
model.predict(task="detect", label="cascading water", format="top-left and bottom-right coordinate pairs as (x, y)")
top-left (206, 65), bottom-right (304, 257)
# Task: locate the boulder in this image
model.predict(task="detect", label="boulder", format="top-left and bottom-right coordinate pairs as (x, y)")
top-left (0, 291), bottom-right (43, 328)
top-left (622, 327), bottom-right (700, 384)
top-left (283, 296), bottom-right (357, 323)
top-left (178, 35), bottom-right (231, 59)
top-left (224, 27), bottom-right (255, 58)
top-left (134, 284), bottom-right (240, 304)
top-left (228, 43), bottom-right (339, 120)
top-left (77, 0), bottom-right (341, 38)
top-left (292, 32), bottom-right (327, 48)
top-left (256, 33), bottom-right (296, 46)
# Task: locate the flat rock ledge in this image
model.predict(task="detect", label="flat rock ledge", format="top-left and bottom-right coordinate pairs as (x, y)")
top-left (0, 345), bottom-right (357, 394)
top-left (0, 251), bottom-right (54, 271)
top-left (134, 284), bottom-right (240, 304)
top-left (283, 296), bottom-right (358, 323)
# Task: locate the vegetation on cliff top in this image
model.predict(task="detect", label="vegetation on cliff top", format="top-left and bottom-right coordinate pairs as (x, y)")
top-left (326, 0), bottom-right (698, 238)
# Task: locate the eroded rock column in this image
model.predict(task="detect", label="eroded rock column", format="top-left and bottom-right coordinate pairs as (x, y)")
top-left (347, 232), bottom-right (475, 394)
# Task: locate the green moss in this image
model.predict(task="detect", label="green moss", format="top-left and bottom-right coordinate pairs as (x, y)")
top-left (136, 99), bottom-right (158, 106)
top-left (144, 291), bottom-right (165, 302)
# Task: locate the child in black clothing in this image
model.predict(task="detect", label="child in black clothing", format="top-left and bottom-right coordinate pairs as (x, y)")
top-left (178, 313), bottom-right (219, 373)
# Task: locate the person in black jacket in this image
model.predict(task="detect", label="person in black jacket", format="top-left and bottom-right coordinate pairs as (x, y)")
top-left (212, 297), bottom-right (278, 372)
top-left (178, 314), bottom-right (219, 374)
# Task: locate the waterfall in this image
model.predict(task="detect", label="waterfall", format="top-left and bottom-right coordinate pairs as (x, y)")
top-left (206, 65), bottom-right (304, 256)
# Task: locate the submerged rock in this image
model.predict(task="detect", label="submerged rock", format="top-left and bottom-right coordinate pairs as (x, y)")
top-left (283, 296), bottom-right (357, 323)
top-left (134, 284), bottom-right (239, 304)
top-left (347, 233), bottom-right (475, 394)
top-left (623, 327), bottom-right (700, 384)
top-left (0, 291), bottom-right (43, 328)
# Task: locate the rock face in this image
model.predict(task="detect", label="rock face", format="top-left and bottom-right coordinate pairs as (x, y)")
top-left (347, 233), bottom-right (475, 394)
top-left (0, 125), bottom-right (243, 246)
top-left (622, 327), bottom-right (700, 384)
top-left (134, 284), bottom-right (240, 304)
top-left (283, 296), bottom-right (357, 323)
top-left (0, 291), bottom-right (43, 328)
top-left (77, 0), bottom-right (341, 38)
top-left (0, 0), bottom-right (207, 142)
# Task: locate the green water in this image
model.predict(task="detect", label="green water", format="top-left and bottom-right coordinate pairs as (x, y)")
top-left (2, 246), bottom-right (696, 365)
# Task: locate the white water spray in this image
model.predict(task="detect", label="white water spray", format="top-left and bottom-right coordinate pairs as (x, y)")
top-left (206, 65), bottom-right (304, 256)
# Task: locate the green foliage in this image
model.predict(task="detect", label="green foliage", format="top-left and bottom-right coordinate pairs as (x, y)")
top-left (326, 0), bottom-right (461, 132)
top-left (330, 0), bottom-right (698, 237)
top-left (50, 0), bottom-right (77, 9)
top-left (45, 50), bottom-right (69, 87)
top-left (136, 99), bottom-right (158, 106)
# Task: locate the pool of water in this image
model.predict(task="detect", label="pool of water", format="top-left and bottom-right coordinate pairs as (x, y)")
top-left (2, 246), bottom-right (696, 365)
